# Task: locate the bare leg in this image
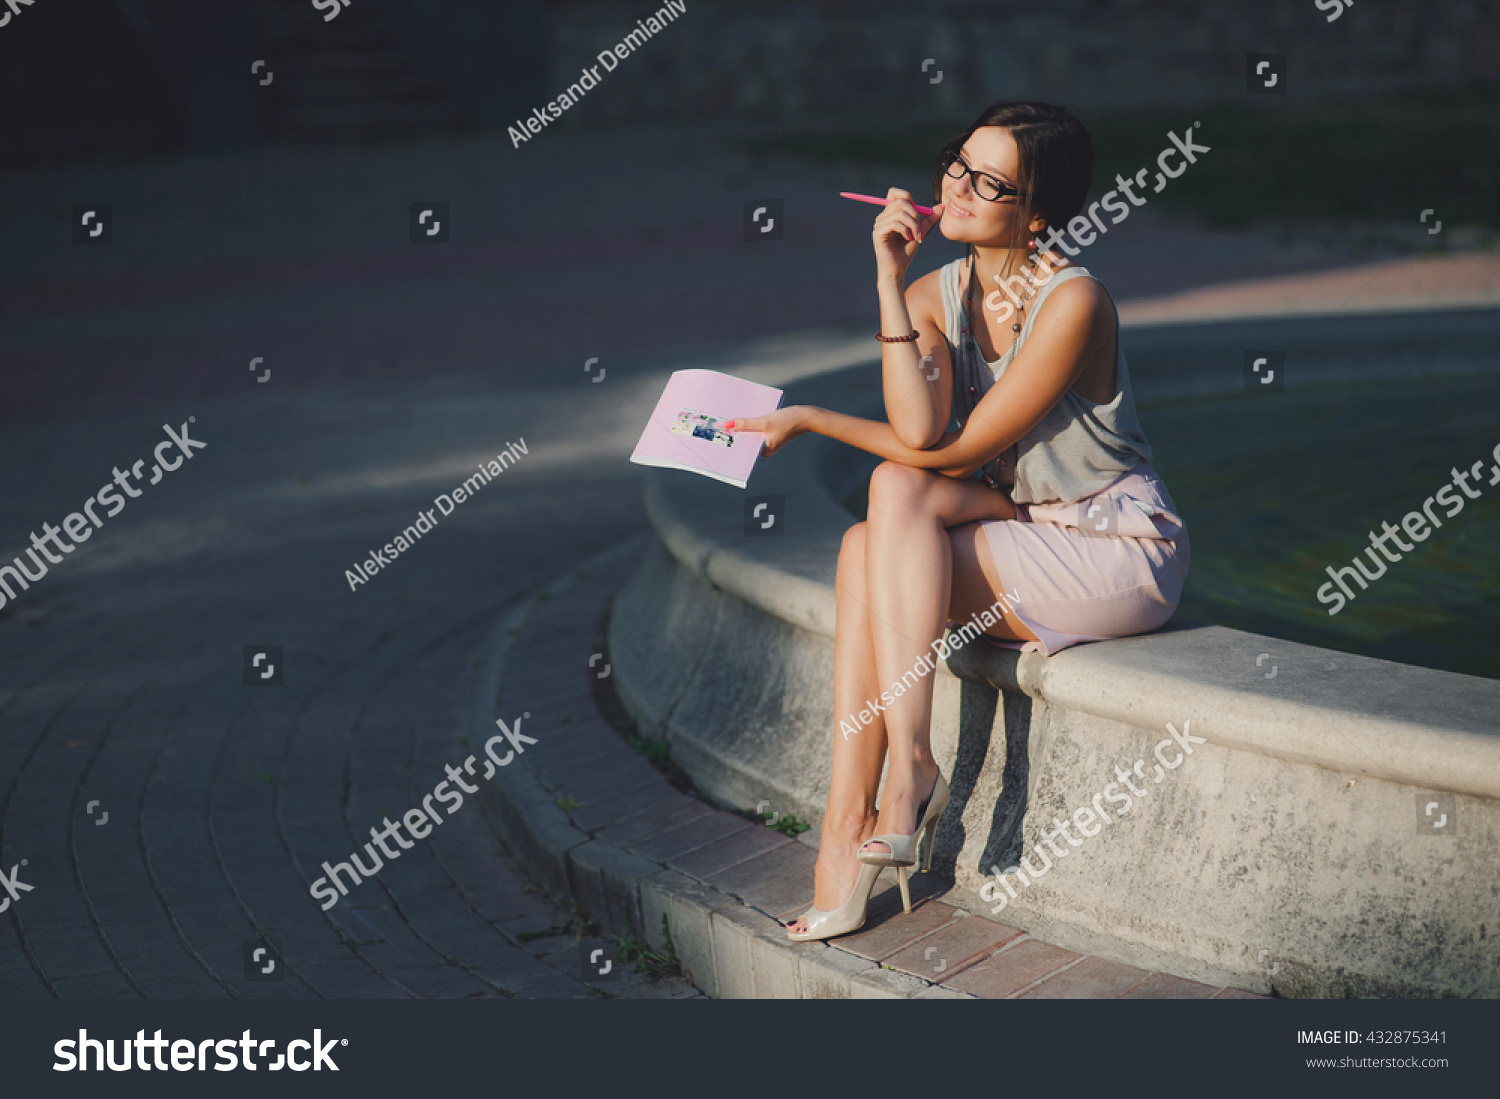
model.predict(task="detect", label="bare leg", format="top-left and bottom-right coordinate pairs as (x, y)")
top-left (861, 463), bottom-right (1036, 855)
top-left (786, 523), bottom-right (886, 933)
top-left (791, 465), bottom-right (1036, 931)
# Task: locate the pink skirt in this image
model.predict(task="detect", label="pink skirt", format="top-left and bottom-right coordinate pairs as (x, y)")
top-left (972, 462), bottom-right (1189, 656)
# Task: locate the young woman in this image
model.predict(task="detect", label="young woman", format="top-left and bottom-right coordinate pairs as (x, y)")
top-left (728, 101), bottom-right (1189, 941)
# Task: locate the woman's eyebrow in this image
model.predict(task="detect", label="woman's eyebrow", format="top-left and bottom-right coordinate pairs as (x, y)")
top-left (958, 146), bottom-right (1015, 182)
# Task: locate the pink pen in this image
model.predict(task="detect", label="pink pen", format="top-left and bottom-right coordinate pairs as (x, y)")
top-left (840, 192), bottom-right (937, 217)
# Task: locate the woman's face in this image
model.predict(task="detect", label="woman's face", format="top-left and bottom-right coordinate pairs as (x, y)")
top-left (939, 126), bottom-right (1037, 246)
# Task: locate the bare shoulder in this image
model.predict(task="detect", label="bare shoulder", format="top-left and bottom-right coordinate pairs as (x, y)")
top-left (1035, 272), bottom-right (1116, 339)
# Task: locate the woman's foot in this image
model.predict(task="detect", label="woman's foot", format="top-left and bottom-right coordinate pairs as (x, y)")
top-left (785, 811), bottom-right (877, 936)
top-left (861, 759), bottom-right (942, 859)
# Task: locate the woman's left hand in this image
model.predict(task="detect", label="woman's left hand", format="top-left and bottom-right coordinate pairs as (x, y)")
top-left (726, 406), bottom-right (812, 458)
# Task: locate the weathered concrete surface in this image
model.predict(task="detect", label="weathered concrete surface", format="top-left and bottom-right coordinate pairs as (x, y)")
top-left (610, 354), bottom-right (1500, 998)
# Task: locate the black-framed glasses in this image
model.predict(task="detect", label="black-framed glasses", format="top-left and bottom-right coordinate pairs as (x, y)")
top-left (941, 151), bottom-right (1021, 202)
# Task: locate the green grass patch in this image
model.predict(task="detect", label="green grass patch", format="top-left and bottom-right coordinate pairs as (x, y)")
top-left (610, 914), bottom-right (683, 983)
top-left (768, 812), bottom-right (811, 838)
top-left (625, 732), bottom-right (672, 767)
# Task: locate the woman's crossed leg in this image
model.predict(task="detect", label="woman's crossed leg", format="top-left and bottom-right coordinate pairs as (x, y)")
top-left (788, 461), bottom-right (1038, 933)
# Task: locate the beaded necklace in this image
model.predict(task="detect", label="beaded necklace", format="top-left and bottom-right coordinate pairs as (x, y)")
top-left (958, 240), bottom-right (1044, 489)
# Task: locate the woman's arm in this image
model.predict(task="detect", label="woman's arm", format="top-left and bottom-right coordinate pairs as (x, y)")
top-left (869, 189), bottom-right (952, 449)
top-left (878, 271), bottom-right (953, 450)
top-left (732, 276), bottom-right (1116, 474)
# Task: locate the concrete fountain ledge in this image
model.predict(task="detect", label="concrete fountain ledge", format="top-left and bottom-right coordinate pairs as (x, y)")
top-left (609, 360), bottom-right (1500, 999)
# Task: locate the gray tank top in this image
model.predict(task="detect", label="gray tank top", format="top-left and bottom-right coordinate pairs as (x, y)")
top-left (940, 257), bottom-right (1153, 506)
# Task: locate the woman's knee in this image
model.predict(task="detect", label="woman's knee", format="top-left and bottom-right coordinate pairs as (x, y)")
top-left (867, 460), bottom-right (936, 515)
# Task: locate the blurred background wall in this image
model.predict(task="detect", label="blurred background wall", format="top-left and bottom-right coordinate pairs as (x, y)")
top-left (4, 0), bottom-right (1499, 168)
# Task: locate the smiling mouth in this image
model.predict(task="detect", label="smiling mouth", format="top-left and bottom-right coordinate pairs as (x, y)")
top-left (947, 203), bottom-right (974, 219)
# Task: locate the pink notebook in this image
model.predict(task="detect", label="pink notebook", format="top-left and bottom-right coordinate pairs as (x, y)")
top-left (629, 369), bottom-right (784, 488)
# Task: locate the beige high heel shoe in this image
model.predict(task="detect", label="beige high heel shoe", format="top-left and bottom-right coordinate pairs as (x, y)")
top-left (857, 770), bottom-right (949, 912)
top-left (786, 861), bottom-right (884, 942)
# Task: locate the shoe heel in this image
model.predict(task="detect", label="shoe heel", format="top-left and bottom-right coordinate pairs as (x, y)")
top-left (920, 817), bottom-right (939, 873)
top-left (896, 865), bottom-right (912, 914)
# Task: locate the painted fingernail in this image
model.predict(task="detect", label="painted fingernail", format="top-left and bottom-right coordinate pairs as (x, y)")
top-left (724, 420), bottom-right (735, 430)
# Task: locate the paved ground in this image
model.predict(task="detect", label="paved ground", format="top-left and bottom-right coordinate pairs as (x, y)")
top-left (0, 123), bottom-right (1490, 997)
top-left (0, 363), bottom-right (712, 997)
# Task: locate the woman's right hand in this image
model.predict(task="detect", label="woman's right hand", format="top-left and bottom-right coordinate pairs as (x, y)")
top-left (872, 188), bottom-right (944, 283)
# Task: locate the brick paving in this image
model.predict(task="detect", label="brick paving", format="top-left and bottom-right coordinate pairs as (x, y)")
top-left (0, 359), bottom-right (704, 1000)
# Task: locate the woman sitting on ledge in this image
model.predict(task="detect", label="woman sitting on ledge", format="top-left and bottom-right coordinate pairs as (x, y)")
top-left (728, 101), bottom-right (1190, 942)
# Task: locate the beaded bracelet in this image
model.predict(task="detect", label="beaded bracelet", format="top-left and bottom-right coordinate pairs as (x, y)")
top-left (875, 330), bottom-right (920, 343)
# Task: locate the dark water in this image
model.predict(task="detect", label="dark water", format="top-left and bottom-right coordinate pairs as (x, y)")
top-left (1142, 376), bottom-right (1500, 680)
